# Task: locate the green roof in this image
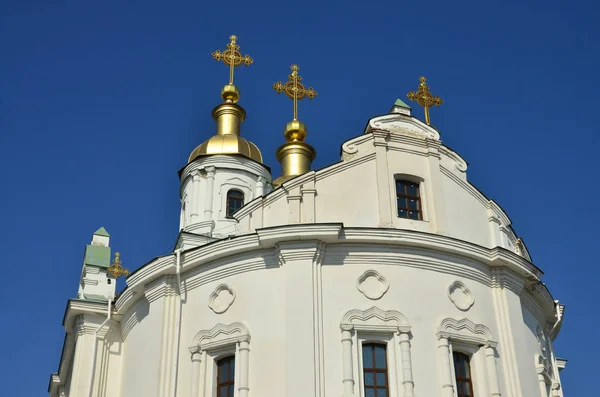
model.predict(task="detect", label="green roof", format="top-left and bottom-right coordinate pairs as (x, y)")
top-left (84, 245), bottom-right (111, 268)
top-left (393, 98), bottom-right (411, 109)
top-left (94, 227), bottom-right (110, 237)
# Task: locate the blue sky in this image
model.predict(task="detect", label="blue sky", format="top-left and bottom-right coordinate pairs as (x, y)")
top-left (1, 0), bottom-right (597, 395)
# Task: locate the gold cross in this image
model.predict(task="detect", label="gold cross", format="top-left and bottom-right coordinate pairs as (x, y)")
top-left (108, 252), bottom-right (130, 279)
top-left (407, 76), bottom-right (443, 126)
top-left (211, 35), bottom-right (254, 85)
top-left (273, 64), bottom-right (318, 120)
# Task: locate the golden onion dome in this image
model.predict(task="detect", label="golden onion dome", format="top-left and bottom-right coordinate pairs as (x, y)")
top-left (188, 134), bottom-right (263, 163)
top-left (187, 88), bottom-right (263, 165)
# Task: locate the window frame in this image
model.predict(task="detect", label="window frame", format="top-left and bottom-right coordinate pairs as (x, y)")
top-left (452, 351), bottom-right (475, 397)
top-left (216, 355), bottom-right (236, 397)
top-left (361, 343), bottom-right (391, 397)
top-left (226, 189), bottom-right (245, 218)
top-left (395, 179), bottom-right (423, 220)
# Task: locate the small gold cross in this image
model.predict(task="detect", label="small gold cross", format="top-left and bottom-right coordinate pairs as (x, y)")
top-left (108, 252), bottom-right (130, 279)
top-left (407, 76), bottom-right (443, 126)
top-left (273, 64), bottom-right (318, 121)
top-left (211, 35), bottom-right (254, 85)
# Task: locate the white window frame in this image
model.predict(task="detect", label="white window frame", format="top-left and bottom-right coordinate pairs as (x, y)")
top-left (340, 306), bottom-right (415, 397)
top-left (392, 174), bottom-right (428, 222)
top-left (437, 318), bottom-right (501, 397)
top-left (448, 341), bottom-right (488, 397)
top-left (189, 322), bottom-right (250, 397)
top-left (356, 333), bottom-right (399, 397)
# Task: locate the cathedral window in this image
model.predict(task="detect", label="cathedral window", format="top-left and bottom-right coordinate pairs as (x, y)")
top-left (453, 352), bottom-right (474, 397)
top-left (396, 180), bottom-right (422, 220)
top-left (226, 189), bottom-right (244, 217)
top-left (216, 356), bottom-right (235, 397)
top-left (362, 343), bottom-right (389, 397)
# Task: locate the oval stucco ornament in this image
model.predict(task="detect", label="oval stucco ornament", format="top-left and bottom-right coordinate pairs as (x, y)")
top-left (357, 270), bottom-right (389, 300)
top-left (448, 281), bottom-right (475, 311)
top-left (208, 284), bottom-right (236, 314)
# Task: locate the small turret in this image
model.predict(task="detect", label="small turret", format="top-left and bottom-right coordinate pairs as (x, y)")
top-left (77, 227), bottom-right (116, 301)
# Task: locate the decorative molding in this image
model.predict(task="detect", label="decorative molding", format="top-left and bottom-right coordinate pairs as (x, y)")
top-left (437, 317), bottom-right (497, 347)
top-left (366, 113), bottom-right (440, 140)
top-left (439, 146), bottom-right (468, 172)
top-left (447, 281), bottom-right (475, 311)
top-left (116, 226), bottom-right (550, 324)
top-left (191, 322), bottom-right (250, 352)
top-left (356, 270), bottom-right (389, 300)
top-left (341, 306), bottom-right (410, 333)
top-left (208, 284), bottom-right (236, 314)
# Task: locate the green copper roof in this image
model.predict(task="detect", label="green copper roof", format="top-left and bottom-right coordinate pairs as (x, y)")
top-left (84, 245), bottom-right (111, 268)
top-left (94, 227), bottom-right (110, 237)
top-left (393, 98), bottom-right (411, 109)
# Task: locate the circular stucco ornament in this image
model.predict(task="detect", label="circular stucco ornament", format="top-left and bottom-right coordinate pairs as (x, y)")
top-left (448, 281), bottom-right (475, 311)
top-left (208, 284), bottom-right (236, 314)
top-left (357, 270), bottom-right (389, 300)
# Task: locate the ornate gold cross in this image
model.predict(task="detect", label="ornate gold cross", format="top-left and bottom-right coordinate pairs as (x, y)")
top-left (108, 252), bottom-right (130, 279)
top-left (273, 64), bottom-right (318, 120)
top-left (407, 76), bottom-right (443, 126)
top-left (212, 35), bottom-right (253, 85)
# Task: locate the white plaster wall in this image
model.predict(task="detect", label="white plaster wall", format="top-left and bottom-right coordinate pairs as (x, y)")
top-left (520, 306), bottom-right (552, 396)
top-left (314, 160), bottom-right (378, 226)
top-left (111, 241), bottom-right (553, 397)
top-left (440, 172), bottom-right (491, 247)
top-left (119, 297), bottom-right (165, 396)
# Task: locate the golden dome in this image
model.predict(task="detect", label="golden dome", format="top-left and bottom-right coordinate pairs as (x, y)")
top-left (188, 134), bottom-right (263, 163)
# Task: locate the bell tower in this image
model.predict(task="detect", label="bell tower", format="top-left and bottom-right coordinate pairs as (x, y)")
top-left (177, 35), bottom-right (272, 250)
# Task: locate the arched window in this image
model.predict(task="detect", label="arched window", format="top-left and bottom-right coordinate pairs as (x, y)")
top-left (396, 179), bottom-right (422, 220)
top-left (216, 356), bottom-right (235, 397)
top-left (226, 189), bottom-right (244, 217)
top-left (453, 352), bottom-right (474, 397)
top-left (362, 343), bottom-right (389, 397)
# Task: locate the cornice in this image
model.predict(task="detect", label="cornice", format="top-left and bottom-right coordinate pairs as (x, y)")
top-left (257, 223), bottom-right (342, 246)
top-left (440, 165), bottom-right (489, 208)
top-left (62, 299), bottom-right (113, 332)
top-left (315, 152), bottom-right (375, 182)
top-left (114, 225), bottom-right (554, 330)
top-left (180, 155), bottom-right (271, 181)
top-left (439, 145), bottom-right (468, 173)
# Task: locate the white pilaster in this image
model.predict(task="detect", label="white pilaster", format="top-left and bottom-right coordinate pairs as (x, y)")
top-left (485, 345), bottom-right (502, 397)
top-left (398, 332), bottom-right (415, 397)
top-left (438, 337), bottom-right (454, 397)
top-left (189, 348), bottom-right (202, 397)
top-left (204, 166), bottom-right (216, 222)
top-left (341, 327), bottom-right (355, 397)
top-left (190, 170), bottom-right (202, 223)
top-left (238, 340), bottom-right (250, 397)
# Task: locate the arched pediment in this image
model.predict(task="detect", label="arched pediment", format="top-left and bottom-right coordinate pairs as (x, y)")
top-left (437, 318), bottom-right (496, 347)
top-left (365, 113), bottom-right (440, 140)
top-left (191, 322), bottom-right (250, 352)
top-left (341, 306), bottom-right (411, 333)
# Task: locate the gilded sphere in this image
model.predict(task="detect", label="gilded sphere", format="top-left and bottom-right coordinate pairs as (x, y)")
top-left (221, 84), bottom-right (240, 103)
top-left (284, 120), bottom-right (307, 141)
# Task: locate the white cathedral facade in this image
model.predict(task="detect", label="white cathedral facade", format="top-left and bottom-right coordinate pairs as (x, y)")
top-left (48, 38), bottom-right (567, 397)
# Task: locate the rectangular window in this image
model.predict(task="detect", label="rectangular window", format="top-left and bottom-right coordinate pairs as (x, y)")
top-left (362, 344), bottom-right (389, 397)
top-left (453, 352), bottom-right (474, 397)
top-left (216, 356), bottom-right (235, 397)
top-left (396, 180), bottom-right (422, 220)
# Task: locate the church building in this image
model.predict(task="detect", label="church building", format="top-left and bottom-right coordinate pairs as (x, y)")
top-left (48, 35), bottom-right (567, 397)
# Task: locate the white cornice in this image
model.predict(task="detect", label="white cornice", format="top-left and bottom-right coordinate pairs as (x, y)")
top-left (257, 224), bottom-right (342, 246)
top-left (63, 299), bottom-right (113, 332)
top-left (114, 225), bottom-right (554, 329)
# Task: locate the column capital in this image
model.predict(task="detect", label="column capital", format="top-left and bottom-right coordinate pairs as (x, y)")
top-left (189, 346), bottom-right (202, 361)
top-left (205, 166), bottom-right (216, 178)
